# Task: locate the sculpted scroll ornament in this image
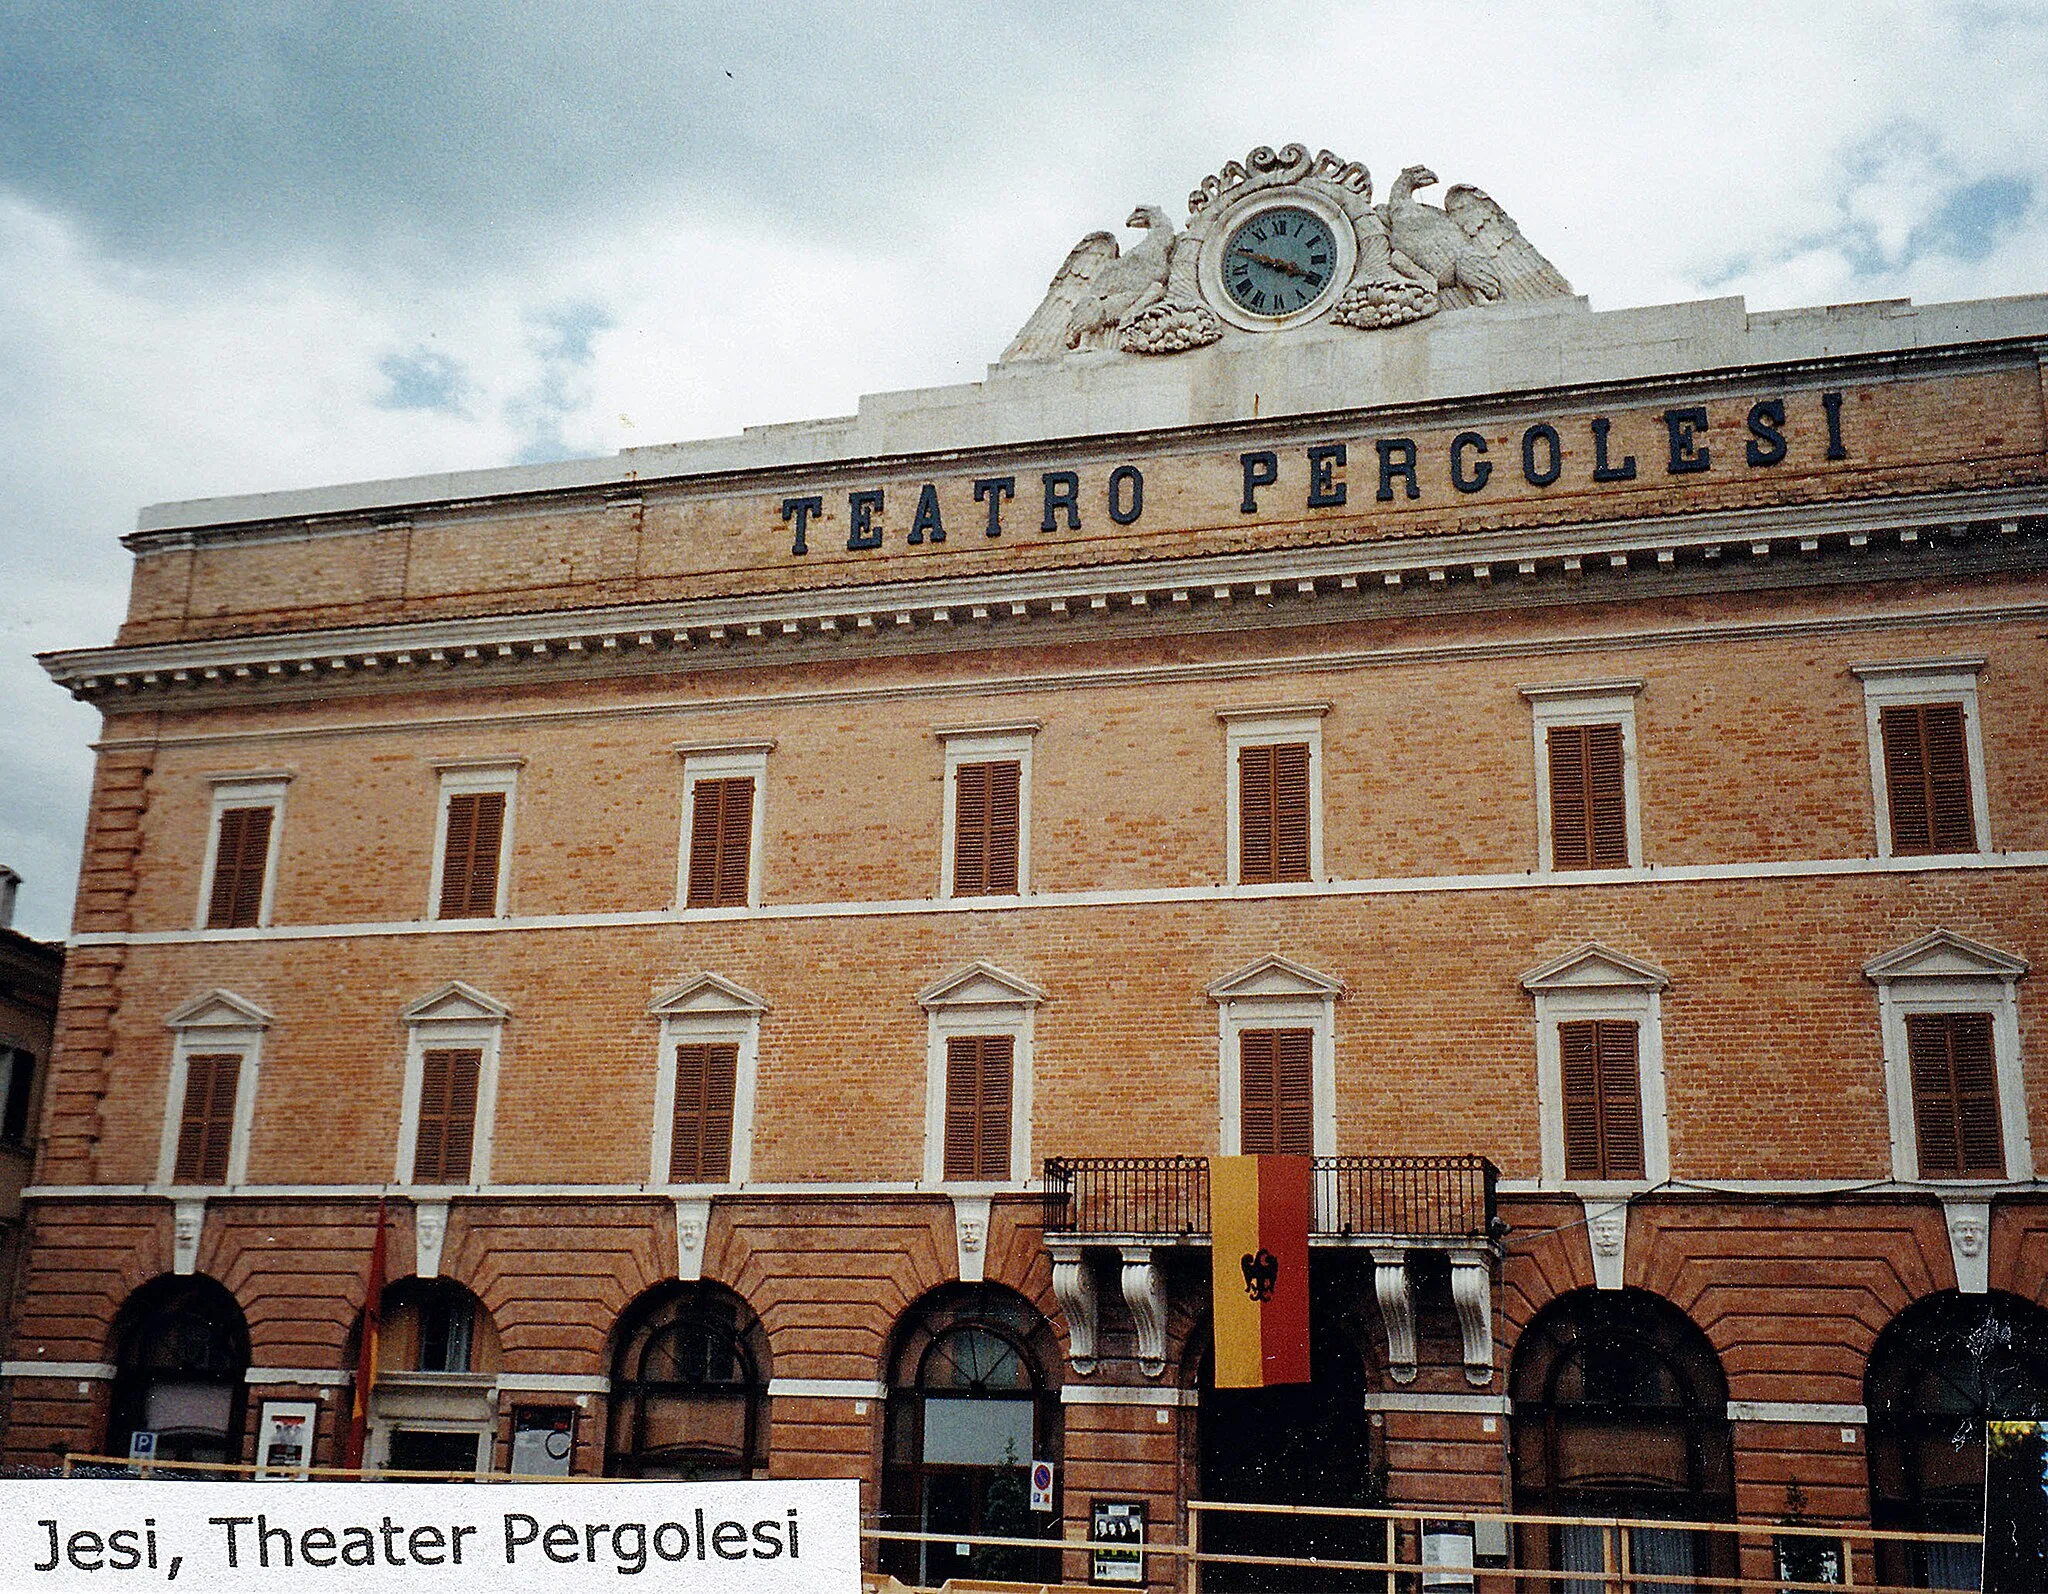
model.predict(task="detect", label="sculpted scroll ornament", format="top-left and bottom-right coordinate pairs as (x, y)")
top-left (1001, 144), bottom-right (1571, 360)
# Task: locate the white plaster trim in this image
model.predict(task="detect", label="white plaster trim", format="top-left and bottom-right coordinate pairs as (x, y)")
top-left (1583, 1198), bottom-right (1629, 1290)
top-left (1060, 1385), bottom-right (1195, 1407)
top-left (1868, 931), bottom-right (2032, 1183)
top-left (1222, 708), bottom-right (1325, 887)
top-left (172, 1197), bottom-right (206, 1275)
top-left (1529, 977), bottom-right (1671, 1188)
top-left (1212, 975), bottom-right (1338, 1158)
top-left (1, 1361), bottom-right (117, 1381)
top-left (1360, 1390), bottom-right (1511, 1415)
top-left (1944, 1198), bottom-right (1993, 1293)
top-left (676, 745), bottom-right (768, 910)
top-left (157, 1004), bottom-right (266, 1188)
top-left (194, 777), bottom-right (288, 929)
top-left (769, 1378), bottom-right (886, 1400)
top-left (1522, 680), bottom-right (1644, 872)
top-left (938, 726), bottom-right (1034, 901)
top-left (494, 1372), bottom-right (610, 1394)
top-left (413, 1197), bottom-right (449, 1278)
top-left (245, 1367), bottom-right (351, 1387)
top-left (396, 985), bottom-right (507, 1187)
top-left (1855, 659), bottom-right (1993, 859)
top-left (1727, 1400), bottom-right (1867, 1424)
top-left (673, 1196), bottom-right (711, 1281)
top-left (923, 987), bottom-right (1035, 1185)
top-left (428, 762), bottom-right (519, 919)
top-left (952, 1194), bottom-right (991, 1284)
top-left (650, 984), bottom-right (761, 1188)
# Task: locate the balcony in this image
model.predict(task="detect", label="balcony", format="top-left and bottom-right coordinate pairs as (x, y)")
top-left (1041, 1154), bottom-right (1498, 1246)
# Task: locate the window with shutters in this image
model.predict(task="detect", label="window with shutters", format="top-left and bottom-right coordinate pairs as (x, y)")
top-left (937, 725), bottom-right (1034, 898)
top-left (943, 1035), bottom-right (1015, 1179)
top-left (1238, 1028), bottom-right (1315, 1156)
top-left (157, 990), bottom-right (271, 1188)
top-left (1557, 1020), bottom-right (1645, 1179)
top-left (431, 762), bottom-right (519, 920)
top-left (650, 974), bottom-right (766, 1187)
top-left (1522, 944), bottom-right (1672, 1187)
top-left (921, 962), bottom-right (1042, 1185)
top-left (677, 744), bottom-right (771, 910)
top-left (1208, 955), bottom-right (1341, 1157)
top-left (1866, 930), bottom-right (2031, 1184)
top-left (196, 778), bottom-right (287, 929)
top-left (1219, 706), bottom-right (1326, 887)
top-left (1854, 660), bottom-right (1989, 860)
top-left (397, 982), bottom-right (508, 1186)
top-left (1522, 682), bottom-right (1642, 872)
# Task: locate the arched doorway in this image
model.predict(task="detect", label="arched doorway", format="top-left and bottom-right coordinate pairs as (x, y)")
top-left (365, 1276), bottom-right (502, 1475)
top-left (880, 1284), bottom-right (1062, 1589)
top-left (1867, 1290), bottom-right (2048, 1590)
top-left (1510, 1288), bottom-right (1735, 1591)
top-left (1191, 1257), bottom-right (1387, 1593)
top-left (107, 1275), bottom-right (250, 1466)
top-left (605, 1281), bottom-right (770, 1479)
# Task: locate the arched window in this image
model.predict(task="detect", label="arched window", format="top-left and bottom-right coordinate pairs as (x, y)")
top-left (107, 1275), bottom-right (250, 1466)
top-left (1867, 1291), bottom-right (2048, 1590)
top-left (1511, 1289), bottom-right (1734, 1591)
top-left (880, 1284), bottom-right (1061, 1589)
top-left (606, 1282), bottom-right (770, 1479)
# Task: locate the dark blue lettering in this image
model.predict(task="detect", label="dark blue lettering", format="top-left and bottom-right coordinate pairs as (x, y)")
top-left (1746, 399), bottom-right (1787, 466)
top-left (973, 477), bottom-right (1015, 537)
top-left (1041, 472), bottom-right (1082, 532)
top-left (1240, 451), bottom-right (1280, 513)
top-left (908, 483), bottom-right (945, 544)
top-left (1590, 417), bottom-right (1636, 482)
top-left (1662, 407), bottom-right (1711, 474)
top-left (1522, 424), bottom-right (1562, 487)
top-left (1306, 444), bottom-right (1347, 507)
top-left (779, 495), bottom-right (823, 557)
top-left (1450, 431), bottom-right (1491, 493)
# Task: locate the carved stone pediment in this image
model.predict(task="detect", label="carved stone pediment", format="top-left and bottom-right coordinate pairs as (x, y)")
top-left (1520, 943), bottom-right (1669, 993)
top-left (1003, 142), bottom-right (1573, 362)
top-left (165, 988), bottom-right (274, 1031)
top-left (1206, 954), bottom-right (1344, 1002)
top-left (919, 961), bottom-right (1046, 1011)
top-left (401, 980), bottom-right (510, 1025)
top-left (649, 972), bottom-right (770, 1017)
top-left (1864, 928), bottom-right (2027, 984)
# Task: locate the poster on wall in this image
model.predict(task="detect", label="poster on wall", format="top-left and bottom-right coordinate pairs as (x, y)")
top-left (1090, 1499), bottom-right (1144, 1585)
top-left (254, 1401), bottom-right (317, 1481)
top-left (1985, 1420), bottom-right (2048, 1593)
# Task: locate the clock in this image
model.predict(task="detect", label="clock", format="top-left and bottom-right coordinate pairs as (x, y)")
top-left (1219, 205), bottom-right (1340, 319)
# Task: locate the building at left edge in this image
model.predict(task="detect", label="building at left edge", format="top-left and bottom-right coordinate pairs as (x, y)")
top-left (13, 143), bottom-right (2048, 1590)
top-left (0, 868), bottom-right (64, 1452)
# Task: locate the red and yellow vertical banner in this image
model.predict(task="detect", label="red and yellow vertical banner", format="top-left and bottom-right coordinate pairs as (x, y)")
top-left (1210, 1154), bottom-right (1312, 1388)
top-left (345, 1198), bottom-right (389, 1470)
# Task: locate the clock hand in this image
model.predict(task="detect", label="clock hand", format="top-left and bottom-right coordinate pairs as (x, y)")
top-left (1240, 250), bottom-right (1312, 280)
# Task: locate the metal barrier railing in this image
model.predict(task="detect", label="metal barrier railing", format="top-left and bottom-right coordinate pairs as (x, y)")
top-left (1041, 1154), bottom-right (1498, 1241)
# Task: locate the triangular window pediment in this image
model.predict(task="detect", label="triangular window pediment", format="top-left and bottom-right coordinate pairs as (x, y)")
top-left (1864, 929), bottom-right (2028, 984)
top-left (919, 960), bottom-right (1046, 1011)
top-left (1206, 954), bottom-right (1344, 1003)
top-left (649, 972), bottom-right (769, 1017)
top-left (1520, 943), bottom-right (1670, 993)
top-left (165, 989), bottom-right (274, 1031)
top-left (401, 980), bottom-right (510, 1025)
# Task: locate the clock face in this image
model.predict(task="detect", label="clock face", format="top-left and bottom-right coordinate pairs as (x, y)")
top-left (1221, 206), bottom-right (1340, 318)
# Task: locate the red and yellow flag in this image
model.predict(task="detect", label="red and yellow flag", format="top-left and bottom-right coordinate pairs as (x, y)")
top-left (1210, 1154), bottom-right (1312, 1388)
top-left (345, 1198), bottom-right (389, 1470)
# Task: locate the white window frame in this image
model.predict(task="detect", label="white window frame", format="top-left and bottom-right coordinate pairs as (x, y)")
top-left (674, 741), bottom-right (773, 911)
top-left (395, 982), bottom-right (509, 1188)
top-left (1520, 680), bottom-right (1645, 872)
top-left (648, 973), bottom-right (767, 1188)
top-left (1520, 944), bottom-right (1672, 1191)
top-left (194, 773), bottom-right (290, 930)
top-left (919, 961), bottom-right (1044, 1186)
top-left (1218, 704), bottom-right (1328, 888)
top-left (1864, 929), bottom-right (2031, 1184)
top-left (936, 723), bottom-right (1037, 900)
top-left (1206, 956), bottom-right (1342, 1157)
top-left (157, 990), bottom-right (273, 1188)
top-left (428, 759), bottom-right (521, 920)
top-left (1850, 658), bottom-right (1991, 859)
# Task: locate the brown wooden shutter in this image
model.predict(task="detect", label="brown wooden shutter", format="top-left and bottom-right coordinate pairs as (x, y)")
top-left (414, 1047), bottom-right (482, 1182)
top-left (943, 1035), bottom-right (1014, 1179)
top-left (173, 1052), bottom-right (241, 1182)
top-left (1240, 743), bottom-right (1310, 884)
top-left (206, 805), bottom-right (273, 928)
top-left (1559, 1019), bottom-right (1644, 1178)
top-left (669, 1042), bottom-right (739, 1181)
top-left (686, 778), bottom-right (755, 908)
top-left (1240, 1029), bottom-right (1313, 1156)
top-left (438, 792), bottom-right (507, 918)
top-left (953, 762), bottom-right (1020, 895)
top-left (1908, 1013), bottom-right (2003, 1177)
top-left (1882, 704), bottom-right (1976, 854)
top-left (1549, 724), bottom-right (1628, 869)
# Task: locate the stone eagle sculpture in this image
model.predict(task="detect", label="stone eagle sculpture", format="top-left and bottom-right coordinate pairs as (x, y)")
top-left (1002, 146), bottom-right (1573, 360)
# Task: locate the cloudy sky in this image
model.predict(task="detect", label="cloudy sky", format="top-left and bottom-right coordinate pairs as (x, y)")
top-left (4, 1), bottom-right (2047, 940)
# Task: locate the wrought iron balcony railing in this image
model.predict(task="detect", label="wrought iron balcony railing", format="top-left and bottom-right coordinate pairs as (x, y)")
top-left (1041, 1154), bottom-right (1498, 1244)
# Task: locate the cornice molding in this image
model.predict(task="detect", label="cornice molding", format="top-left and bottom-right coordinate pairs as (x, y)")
top-left (40, 489), bottom-right (2048, 706)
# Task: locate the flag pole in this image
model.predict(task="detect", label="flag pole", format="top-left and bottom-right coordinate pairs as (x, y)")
top-left (344, 1196), bottom-right (389, 1472)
